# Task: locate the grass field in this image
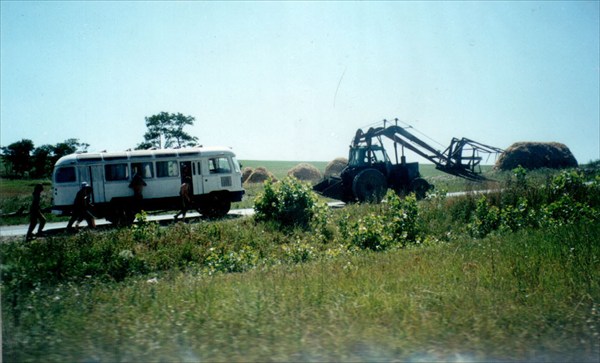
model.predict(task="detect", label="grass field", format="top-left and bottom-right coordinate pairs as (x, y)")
top-left (2, 166), bottom-right (599, 362)
top-left (3, 223), bottom-right (599, 362)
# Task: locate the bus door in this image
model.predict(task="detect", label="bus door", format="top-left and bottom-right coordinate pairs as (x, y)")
top-left (190, 160), bottom-right (204, 196)
top-left (79, 165), bottom-right (106, 203)
top-left (89, 165), bottom-right (105, 203)
top-left (180, 161), bottom-right (203, 196)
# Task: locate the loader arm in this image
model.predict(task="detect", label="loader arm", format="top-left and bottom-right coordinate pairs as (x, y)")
top-left (353, 124), bottom-right (503, 181)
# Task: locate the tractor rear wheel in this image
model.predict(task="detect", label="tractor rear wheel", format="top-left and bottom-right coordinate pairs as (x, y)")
top-left (352, 169), bottom-right (387, 203)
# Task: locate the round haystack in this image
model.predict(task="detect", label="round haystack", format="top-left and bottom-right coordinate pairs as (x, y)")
top-left (324, 157), bottom-right (348, 178)
top-left (245, 167), bottom-right (277, 184)
top-left (287, 163), bottom-right (323, 183)
top-left (241, 167), bottom-right (253, 183)
top-left (495, 142), bottom-right (578, 171)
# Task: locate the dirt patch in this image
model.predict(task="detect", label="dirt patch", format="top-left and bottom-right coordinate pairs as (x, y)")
top-left (324, 157), bottom-right (348, 178)
top-left (245, 167), bottom-right (277, 184)
top-left (241, 167), bottom-right (253, 183)
top-left (495, 142), bottom-right (578, 170)
top-left (287, 163), bottom-right (322, 183)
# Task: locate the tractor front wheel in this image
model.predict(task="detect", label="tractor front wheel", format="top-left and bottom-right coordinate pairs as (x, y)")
top-left (409, 178), bottom-right (431, 200)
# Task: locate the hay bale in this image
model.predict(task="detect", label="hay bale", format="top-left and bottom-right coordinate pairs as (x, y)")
top-left (495, 142), bottom-right (578, 171)
top-left (324, 157), bottom-right (348, 178)
top-left (245, 167), bottom-right (277, 184)
top-left (241, 167), bottom-right (253, 183)
top-left (287, 163), bottom-right (322, 183)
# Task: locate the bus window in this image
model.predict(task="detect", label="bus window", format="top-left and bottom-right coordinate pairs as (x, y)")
top-left (55, 166), bottom-right (76, 183)
top-left (132, 162), bottom-right (154, 179)
top-left (105, 164), bottom-right (129, 181)
top-left (209, 157), bottom-right (232, 174)
top-left (156, 160), bottom-right (179, 178)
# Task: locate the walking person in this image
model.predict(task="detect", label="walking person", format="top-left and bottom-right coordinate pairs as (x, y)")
top-left (174, 176), bottom-right (193, 222)
top-left (129, 168), bottom-right (147, 214)
top-left (67, 182), bottom-right (96, 231)
top-left (26, 184), bottom-right (46, 241)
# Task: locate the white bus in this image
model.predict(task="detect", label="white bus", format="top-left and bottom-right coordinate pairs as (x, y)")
top-left (51, 146), bottom-right (245, 225)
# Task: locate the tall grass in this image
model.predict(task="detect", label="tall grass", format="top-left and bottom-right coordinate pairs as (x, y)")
top-left (3, 223), bottom-right (598, 362)
top-left (2, 168), bottom-right (599, 362)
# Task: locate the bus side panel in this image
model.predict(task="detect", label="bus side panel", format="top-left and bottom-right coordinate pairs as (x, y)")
top-left (141, 177), bottom-right (181, 199)
top-left (201, 156), bottom-right (243, 193)
top-left (103, 181), bottom-right (132, 203)
top-left (52, 166), bottom-right (79, 212)
top-left (53, 183), bottom-right (80, 211)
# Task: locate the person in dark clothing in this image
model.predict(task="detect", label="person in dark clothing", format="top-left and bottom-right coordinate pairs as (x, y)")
top-left (67, 182), bottom-right (96, 231)
top-left (26, 184), bottom-right (46, 241)
top-left (129, 170), bottom-right (147, 214)
top-left (174, 176), bottom-right (194, 222)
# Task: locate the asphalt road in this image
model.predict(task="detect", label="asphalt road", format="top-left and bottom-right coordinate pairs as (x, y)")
top-left (0, 202), bottom-right (348, 239)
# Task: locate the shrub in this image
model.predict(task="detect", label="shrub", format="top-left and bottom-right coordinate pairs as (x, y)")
top-left (386, 191), bottom-right (421, 244)
top-left (348, 213), bottom-right (390, 251)
top-left (541, 195), bottom-right (599, 227)
top-left (204, 246), bottom-right (258, 274)
top-left (549, 170), bottom-right (588, 203)
top-left (254, 177), bottom-right (327, 230)
top-left (470, 196), bottom-right (501, 238)
top-left (346, 191), bottom-right (422, 251)
top-left (469, 170), bottom-right (600, 237)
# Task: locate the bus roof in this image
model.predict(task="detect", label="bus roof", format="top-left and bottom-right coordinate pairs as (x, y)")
top-left (54, 146), bottom-right (237, 167)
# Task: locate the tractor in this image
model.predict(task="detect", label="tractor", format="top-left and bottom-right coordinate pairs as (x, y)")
top-left (313, 119), bottom-right (503, 203)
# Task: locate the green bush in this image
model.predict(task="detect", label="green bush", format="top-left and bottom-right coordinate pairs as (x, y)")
top-left (549, 170), bottom-right (588, 203)
top-left (254, 176), bottom-right (327, 230)
top-left (542, 195), bottom-right (600, 227)
top-left (386, 192), bottom-right (421, 243)
top-left (348, 212), bottom-right (390, 251)
top-left (469, 170), bottom-right (600, 238)
top-left (346, 191), bottom-right (422, 250)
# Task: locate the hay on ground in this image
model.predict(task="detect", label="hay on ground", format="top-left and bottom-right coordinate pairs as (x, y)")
top-left (324, 157), bottom-right (348, 178)
top-left (241, 167), bottom-right (253, 183)
top-left (495, 142), bottom-right (578, 171)
top-left (245, 167), bottom-right (277, 184)
top-left (287, 163), bottom-right (322, 183)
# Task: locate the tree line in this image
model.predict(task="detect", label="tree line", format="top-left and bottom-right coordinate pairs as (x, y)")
top-left (1, 112), bottom-right (198, 179)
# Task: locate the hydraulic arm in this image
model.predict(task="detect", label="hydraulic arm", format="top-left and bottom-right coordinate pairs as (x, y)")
top-left (352, 123), bottom-right (504, 181)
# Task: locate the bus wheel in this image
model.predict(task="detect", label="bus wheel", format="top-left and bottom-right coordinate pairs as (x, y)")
top-left (200, 193), bottom-right (231, 219)
top-left (108, 201), bottom-right (135, 227)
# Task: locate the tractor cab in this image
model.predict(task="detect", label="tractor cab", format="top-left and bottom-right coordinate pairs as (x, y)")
top-left (348, 145), bottom-right (391, 167)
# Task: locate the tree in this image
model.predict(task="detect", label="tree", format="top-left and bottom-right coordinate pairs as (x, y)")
top-left (1, 139), bottom-right (35, 177)
top-left (51, 138), bottom-right (89, 165)
top-left (31, 144), bottom-right (54, 178)
top-left (138, 112), bottom-right (199, 149)
top-left (1, 138), bottom-right (89, 178)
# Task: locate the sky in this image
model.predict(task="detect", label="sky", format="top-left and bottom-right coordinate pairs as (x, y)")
top-left (1, 1), bottom-right (599, 163)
